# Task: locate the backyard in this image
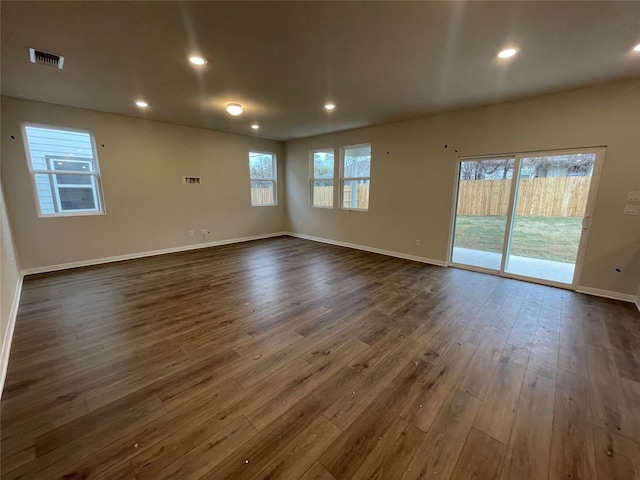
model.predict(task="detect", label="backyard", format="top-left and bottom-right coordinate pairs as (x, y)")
top-left (453, 215), bottom-right (583, 264)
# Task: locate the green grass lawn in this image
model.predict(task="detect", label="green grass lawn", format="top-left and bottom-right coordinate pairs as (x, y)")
top-left (453, 216), bottom-right (583, 263)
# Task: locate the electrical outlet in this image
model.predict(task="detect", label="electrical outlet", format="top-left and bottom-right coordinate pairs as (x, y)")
top-left (189, 230), bottom-right (194, 236)
top-left (627, 191), bottom-right (640, 202)
top-left (624, 204), bottom-right (639, 215)
top-left (201, 229), bottom-right (208, 235)
top-left (415, 239), bottom-right (421, 246)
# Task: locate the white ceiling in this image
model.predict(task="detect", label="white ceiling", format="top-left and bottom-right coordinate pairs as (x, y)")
top-left (2, 1), bottom-right (640, 141)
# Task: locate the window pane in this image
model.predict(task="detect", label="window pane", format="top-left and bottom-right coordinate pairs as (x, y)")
top-left (313, 152), bottom-right (334, 179)
top-left (59, 187), bottom-right (97, 211)
top-left (251, 180), bottom-right (275, 206)
top-left (342, 179), bottom-right (370, 210)
top-left (249, 152), bottom-right (275, 180)
top-left (55, 174), bottom-right (93, 185)
top-left (25, 126), bottom-right (103, 215)
top-left (51, 158), bottom-right (94, 172)
top-left (452, 158), bottom-right (514, 270)
top-left (343, 145), bottom-right (371, 178)
top-left (312, 180), bottom-right (333, 207)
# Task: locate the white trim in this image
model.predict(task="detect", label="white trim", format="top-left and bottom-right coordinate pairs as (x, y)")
top-left (457, 145), bottom-right (608, 162)
top-left (22, 232), bottom-right (286, 275)
top-left (636, 297), bottom-right (640, 314)
top-left (1, 274), bottom-right (24, 399)
top-left (285, 232), bottom-right (447, 267)
top-left (575, 287), bottom-right (635, 303)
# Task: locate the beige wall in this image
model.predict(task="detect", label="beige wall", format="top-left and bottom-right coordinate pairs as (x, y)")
top-left (1, 96), bottom-right (286, 270)
top-left (1, 180), bottom-right (21, 385)
top-left (285, 79), bottom-right (640, 296)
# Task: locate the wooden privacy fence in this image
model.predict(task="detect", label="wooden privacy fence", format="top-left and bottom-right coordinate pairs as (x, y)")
top-left (250, 188), bottom-right (274, 205)
top-left (313, 185), bottom-right (333, 207)
top-left (311, 185), bottom-right (370, 209)
top-left (457, 176), bottom-right (591, 217)
top-left (342, 184), bottom-right (369, 209)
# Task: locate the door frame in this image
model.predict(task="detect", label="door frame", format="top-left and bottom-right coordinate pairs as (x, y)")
top-left (447, 146), bottom-right (606, 290)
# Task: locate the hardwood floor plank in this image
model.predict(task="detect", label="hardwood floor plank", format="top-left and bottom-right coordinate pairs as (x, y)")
top-left (593, 426), bottom-right (640, 480)
top-left (549, 368), bottom-right (598, 480)
top-left (196, 393), bottom-right (327, 479)
top-left (557, 342), bottom-right (588, 377)
top-left (320, 359), bottom-right (434, 479)
top-left (301, 462), bottom-right (337, 480)
top-left (244, 339), bottom-right (367, 431)
top-left (400, 340), bottom-right (477, 432)
top-left (350, 417), bottom-right (425, 480)
top-left (622, 378), bottom-right (640, 441)
top-left (137, 416), bottom-right (258, 480)
top-left (324, 339), bottom-right (423, 430)
top-left (499, 371), bottom-right (555, 480)
top-left (228, 416), bottom-right (342, 480)
top-left (4, 378), bottom-right (242, 480)
top-left (458, 326), bottom-right (510, 399)
top-left (449, 427), bottom-right (506, 480)
top-left (527, 318), bottom-right (559, 380)
top-left (587, 345), bottom-right (640, 443)
top-left (401, 389), bottom-right (481, 480)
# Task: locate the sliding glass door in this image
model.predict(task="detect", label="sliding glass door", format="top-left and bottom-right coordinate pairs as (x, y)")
top-left (451, 157), bottom-right (514, 270)
top-left (450, 148), bottom-right (602, 286)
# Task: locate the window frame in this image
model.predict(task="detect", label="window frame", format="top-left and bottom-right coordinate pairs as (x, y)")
top-left (340, 143), bottom-right (371, 211)
top-left (248, 150), bottom-right (277, 207)
top-left (310, 148), bottom-right (335, 209)
top-left (23, 123), bottom-right (106, 217)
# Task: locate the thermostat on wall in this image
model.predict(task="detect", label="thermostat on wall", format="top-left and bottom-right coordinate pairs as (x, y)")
top-left (182, 176), bottom-right (201, 185)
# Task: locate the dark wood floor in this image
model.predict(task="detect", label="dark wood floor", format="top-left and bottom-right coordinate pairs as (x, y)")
top-left (2, 237), bottom-right (640, 480)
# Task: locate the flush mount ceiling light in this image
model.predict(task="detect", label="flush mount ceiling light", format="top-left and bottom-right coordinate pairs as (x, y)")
top-left (188, 55), bottom-right (207, 65)
top-left (633, 43), bottom-right (640, 52)
top-left (135, 100), bottom-right (148, 108)
top-left (251, 124), bottom-right (259, 130)
top-left (498, 48), bottom-right (518, 59)
top-left (226, 103), bottom-right (243, 116)
top-left (324, 103), bottom-right (336, 111)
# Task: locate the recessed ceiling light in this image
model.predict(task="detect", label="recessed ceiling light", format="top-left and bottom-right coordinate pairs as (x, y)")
top-left (226, 103), bottom-right (243, 115)
top-left (498, 48), bottom-right (518, 59)
top-left (188, 55), bottom-right (207, 65)
top-left (251, 124), bottom-right (259, 130)
top-left (135, 100), bottom-right (148, 108)
top-left (633, 43), bottom-right (640, 52)
top-left (324, 103), bottom-right (335, 110)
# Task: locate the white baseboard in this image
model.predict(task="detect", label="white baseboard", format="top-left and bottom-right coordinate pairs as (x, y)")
top-left (1, 274), bottom-right (23, 399)
top-left (636, 298), bottom-right (640, 314)
top-left (575, 286), bottom-right (636, 304)
top-left (285, 232), bottom-right (447, 267)
top-left (22, 232), bottom-right (287, 276)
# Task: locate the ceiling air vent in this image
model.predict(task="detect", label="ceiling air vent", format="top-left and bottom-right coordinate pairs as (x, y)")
top-left (29, 48), bottom-right (65, 69)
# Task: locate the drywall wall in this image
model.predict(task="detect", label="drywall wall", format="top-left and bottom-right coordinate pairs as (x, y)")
top-left (1, 96), bottom-right (286, 270)
top-left (285, 79), bottom-right (640, 297)
top-left (1, 180), bottom-right (21, 393)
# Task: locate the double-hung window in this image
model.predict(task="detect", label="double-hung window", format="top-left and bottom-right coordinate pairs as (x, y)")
top-left (24, 125), bottom-right (104, 216)
top-left (341, 144), bottom-right (371, 210)
top-left (311, 149), bottom-right (335, 208)
top-left (249, 151), bottom-right (277, 206)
